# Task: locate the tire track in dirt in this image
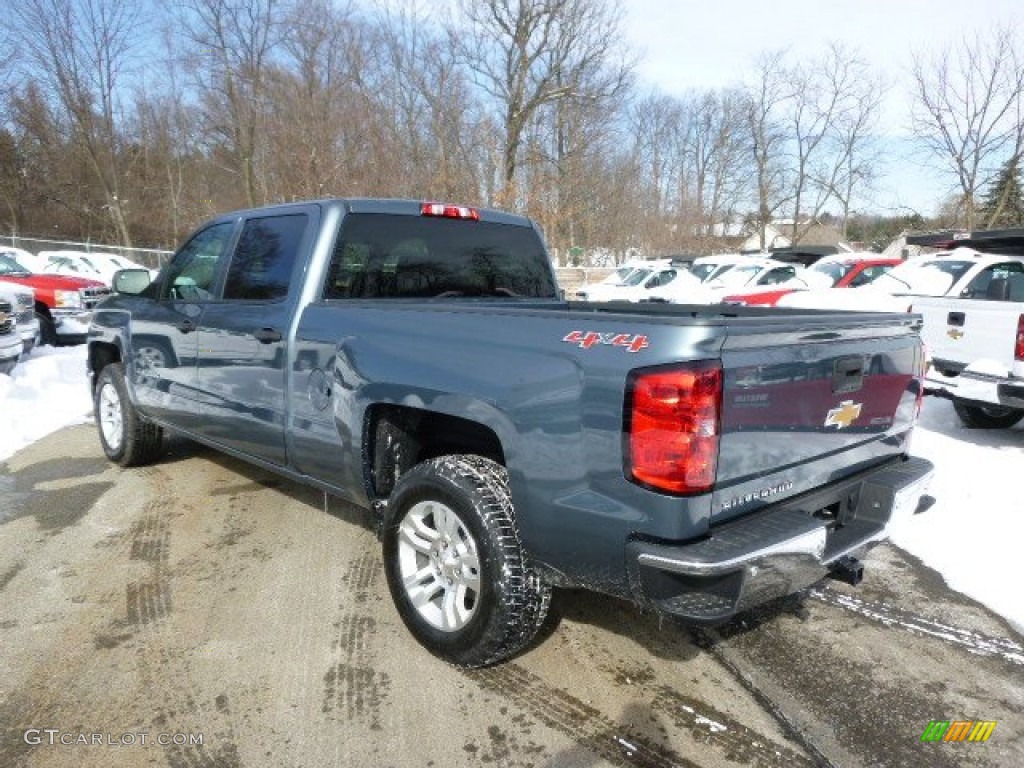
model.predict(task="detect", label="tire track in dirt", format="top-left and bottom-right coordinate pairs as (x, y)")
top-left (808, 586), bottom-right (1024, 667)
top-left (114, 465), bottom-right (244, 768)
top-left (1, 464), bottom-right (185, 767)
top-left (321, 551), bottom-right (392, 731)
top-left (466, 662), bottom-right (812, 768)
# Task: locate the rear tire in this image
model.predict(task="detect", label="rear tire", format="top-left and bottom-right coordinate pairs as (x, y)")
top-left (953, 400), bottom-right (1024, 429)
top-left (94, 363), bottom-right (165, 466)
top-left (382, 455), bottom-right (551, 667)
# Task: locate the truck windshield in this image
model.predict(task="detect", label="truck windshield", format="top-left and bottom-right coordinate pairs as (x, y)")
top-left (691, 262), bottom-right (734, 282)
top-left (0, 255), bottom-right (32, 275)
top-left (872, 259), bottom-right (972, 293)
top-left (809, 261), bottom-right (852, 285)
top-left (324, 214), bottom-right (558, 299)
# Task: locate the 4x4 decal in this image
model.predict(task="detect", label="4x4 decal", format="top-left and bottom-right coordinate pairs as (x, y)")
top-left (562, 330), bottom-right (649, 353)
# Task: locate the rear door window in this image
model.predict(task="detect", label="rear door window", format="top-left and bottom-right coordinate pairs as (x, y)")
top-left (223, 214), bottom-right (309, 301)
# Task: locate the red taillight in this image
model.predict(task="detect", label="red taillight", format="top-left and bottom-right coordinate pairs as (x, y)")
top-left (626, 362), bottom-right (722, 495)
top-left (421, 201), bottom-right (480, 221)
top-left (1016, 314), bottom-right (1024, 361)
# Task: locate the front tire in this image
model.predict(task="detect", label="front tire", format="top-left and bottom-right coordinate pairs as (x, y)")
top-left (36, 311), bottom-right (57, 346)
top-left (382, 455), bottom-right (551, 667)
top-left (953, 400), bottom-right (1024, 429)
top-left (94, 363), bottom-right (165, 466)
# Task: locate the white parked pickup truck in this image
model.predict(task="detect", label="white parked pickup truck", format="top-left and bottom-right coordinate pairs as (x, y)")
top-left (915, 266), bottom-right (1024, 428)
top-left (905, 230), bottom-right (1024, 428)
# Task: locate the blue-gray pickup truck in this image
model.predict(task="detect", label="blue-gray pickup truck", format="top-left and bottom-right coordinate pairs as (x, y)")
top-left (88, 199), bottom-right (934, 666)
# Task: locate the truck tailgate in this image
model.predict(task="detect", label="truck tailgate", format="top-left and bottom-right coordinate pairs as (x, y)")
top-left (711, 314), bottom-right (923, 523)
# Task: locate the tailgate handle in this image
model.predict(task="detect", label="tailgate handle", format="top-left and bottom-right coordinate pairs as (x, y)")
top-left (947, 312), bottom-right (965, 326)
top-left (833, 356), bottom-right (864, 394)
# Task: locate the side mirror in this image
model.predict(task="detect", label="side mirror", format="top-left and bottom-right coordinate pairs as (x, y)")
top-left (113, 268), bottom-right (152, 295)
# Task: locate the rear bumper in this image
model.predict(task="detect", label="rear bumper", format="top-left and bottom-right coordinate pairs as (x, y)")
top-left (626, 456), bottom-right (934, 623)
top-left (925, 364), bottom-right (1024, 410)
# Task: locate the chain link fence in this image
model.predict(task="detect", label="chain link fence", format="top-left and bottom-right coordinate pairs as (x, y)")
top-left (0, 235), bottom-right (173, 271)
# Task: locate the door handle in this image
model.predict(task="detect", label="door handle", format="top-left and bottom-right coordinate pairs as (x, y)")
top-left (176, 319), bottom-right (196, 334)
top-left (253, 327), bottom-right (283, 344)
top-left (947, 312), bottom-right (965, 326)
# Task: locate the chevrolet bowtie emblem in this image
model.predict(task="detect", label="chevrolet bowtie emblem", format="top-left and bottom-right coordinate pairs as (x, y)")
top-left (825, 400), bottom-right (862, 429)
top-left (947, 328), bottom-right (964, 340)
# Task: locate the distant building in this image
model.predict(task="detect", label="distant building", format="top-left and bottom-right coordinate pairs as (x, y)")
top-left (741, 220), bottom-right (853, 254)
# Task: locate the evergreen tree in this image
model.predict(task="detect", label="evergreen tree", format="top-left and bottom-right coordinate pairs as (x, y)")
top-left (979, 157), bottom-right (1024, 228)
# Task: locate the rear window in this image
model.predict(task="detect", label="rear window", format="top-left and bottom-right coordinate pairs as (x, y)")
top-left (324, 214), bottom-right (557, 299)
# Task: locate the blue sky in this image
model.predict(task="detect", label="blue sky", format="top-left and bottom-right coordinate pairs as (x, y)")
top-left (621, 0), bottom-right (1024, 217)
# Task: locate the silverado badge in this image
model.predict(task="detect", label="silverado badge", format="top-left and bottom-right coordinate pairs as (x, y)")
top-left (825, 400), bottom-right (862, 429)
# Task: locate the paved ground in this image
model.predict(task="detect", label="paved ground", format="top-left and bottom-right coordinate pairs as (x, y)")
top-left (1, 425), bottom-right (1021, 767)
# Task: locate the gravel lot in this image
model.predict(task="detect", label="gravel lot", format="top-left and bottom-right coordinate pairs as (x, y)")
top-left (0, 424), bottom-right (1021, 767)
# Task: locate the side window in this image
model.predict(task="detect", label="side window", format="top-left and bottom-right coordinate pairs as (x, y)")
top-left (646, 269), bottom-right (676, 288)
top-left (223, 214), bottom-right (309, 301)
top-left (758, 267), bottom-right (795, 285)
top-left (960, 262), bottom-right (1024, 300)
top-left (161, 222), bottom-right (234, 301)
top-left (848, 265), bottom-right (889, 287)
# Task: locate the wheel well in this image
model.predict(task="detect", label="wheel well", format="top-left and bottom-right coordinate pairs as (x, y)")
top-left (88, 342), bottom-right (121, 391)
top-left (366, 404), bottom-right (505, 499)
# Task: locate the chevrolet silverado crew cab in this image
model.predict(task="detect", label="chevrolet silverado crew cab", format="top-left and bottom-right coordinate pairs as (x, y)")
top-left (87, 199), bottom-right (934, 666)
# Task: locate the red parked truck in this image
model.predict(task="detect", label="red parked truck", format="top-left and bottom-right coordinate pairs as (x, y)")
top-left (0, 249), bottom-right (110, 345)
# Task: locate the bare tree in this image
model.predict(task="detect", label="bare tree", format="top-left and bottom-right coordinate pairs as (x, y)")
top-left (790, 44), bottom-right (885, 243)
top-left (13, 0), bottom-right (143, 245)
top-left (910, 24), bottom-right (1024, 229)
top-left (627, 92), bottom-right (682, 252)
top-left (454, 0), bottom-right (631, 209)
top-left (535, 57), bottom-right (631, 259)
top-left (264, 0), bottom-right (370, 199)
top-left (178, 0), bottom-right (282, 208)
top-left (372, 2), bottom-right (485, 202)
top-left (822, 50), bottom-right (887, 239)
top-left (685, 89), bottom-right (747, 240)
top-left (744, 50), bottom-right (794, 251)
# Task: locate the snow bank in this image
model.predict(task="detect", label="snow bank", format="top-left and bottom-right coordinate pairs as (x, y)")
top-left (0, 346), bottom-right (93, 463)
top-left (891, 399), bottom-right (1024, 633)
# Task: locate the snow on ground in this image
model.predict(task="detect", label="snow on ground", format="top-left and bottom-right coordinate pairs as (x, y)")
top-left (0, 346), bottom-right (93, 463)
top-left (0, 346), bottom-right (1021, 632)
top-left (891, 398), bottom-right (1024, 633)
